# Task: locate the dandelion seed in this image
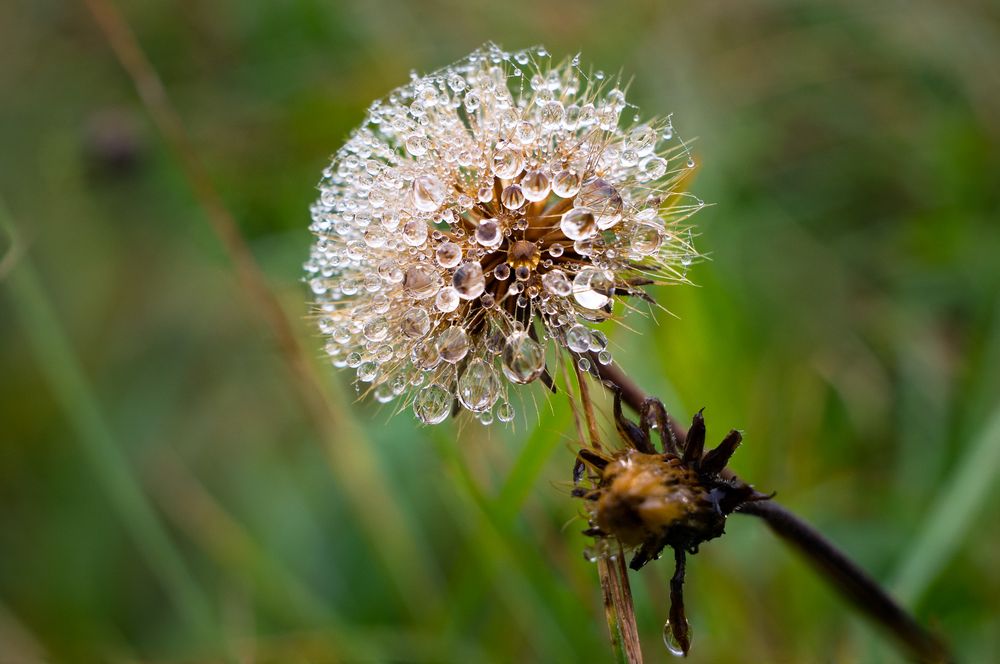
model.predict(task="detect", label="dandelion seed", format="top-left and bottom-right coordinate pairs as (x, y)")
top-left (304, 44), bottom-right (702, 423)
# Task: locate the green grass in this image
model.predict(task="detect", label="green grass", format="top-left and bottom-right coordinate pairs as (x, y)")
top-left (2, 0), bottom-right (999, 661)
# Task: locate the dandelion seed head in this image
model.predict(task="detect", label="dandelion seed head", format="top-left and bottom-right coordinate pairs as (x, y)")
top-left (305, 44), bottom-right (701, 423)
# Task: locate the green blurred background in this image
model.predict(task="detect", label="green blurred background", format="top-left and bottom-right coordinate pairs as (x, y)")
top-left (2, 0), bottom-right (998, 662)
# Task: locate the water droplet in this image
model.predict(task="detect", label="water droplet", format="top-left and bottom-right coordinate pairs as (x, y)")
top-left (502, 331), bottom-right (546, 384)
top-left (573, 267), bottom-right (614, 309)
top-left (464, 90), bottom-right (481, 112)
top-left (475, 219), bottom-right (504, 248)
top-left (402, 218), bottom-right (428, 246)
top-left (548, 242), bottom-right (565, 258)
top-left (514, 121), bottom-right (537, 145)
top-left (363, 317), bottom-right (389, 342)
top-left (494, 263), bottom-right (511, 280)
top-left (492, 147), bottom-right (525, 179)
top-left (436, 241), bottom-right (462, 268)
top-left (405, 135), bottom-right (430, 156)
top-left (357, 361), bottom-right (378, 382)
top-left (631, 222), bottom-right (663, 255)
top-left (412, 175), bottom-right (446, 212)
top-left (437, 325), bottom-right (470, 363)
top-left (576, 178), bottom-right (623, 229)
top-left (520, 170), bottom-right (551, 202)
top-left (662, 619), bottom-right (691, 657)
top-left (552, 170), bottom-right (581, 198)
top-left (589, 330), bottom-right (608, 351)
top-left (577, 356), bottom-right (591, 372)
top-left (401, 307), bottom-right (431, 338)
top-left (639, 156), bottom-right (668, 181)
top-left (501, 184), bottom-right (525, 210)
top-left (403, 265), bottom-right (442, 300)
top-left (566, 324), bottom-right (591, 353)
top-left (497, 401), bottom-right (515, 422)
top-left (412, 341), bottom-right (441, 370)
top-left (541, 269), bottom-right (572, 296)
top-left (435, 286), bottom-right (460, 312)
top-left (457, 359), bottom-right (501, 412)
top-left (597, 350), bottom-right (613, 365)
top-left (413, 384), bottom-right (452, 424)
top-left (453, 261), bottom-right (486, 299)
top-left (560, 207), bottom-right (597, 241)
top-left (477, 185), bottom-right (494, 203)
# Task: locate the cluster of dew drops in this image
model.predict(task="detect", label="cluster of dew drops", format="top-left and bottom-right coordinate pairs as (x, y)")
top-left (304, 44), bottom-right (703, 425)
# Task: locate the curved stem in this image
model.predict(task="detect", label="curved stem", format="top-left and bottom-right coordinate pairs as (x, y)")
top-left (595, 360), bottom-right (952, 664)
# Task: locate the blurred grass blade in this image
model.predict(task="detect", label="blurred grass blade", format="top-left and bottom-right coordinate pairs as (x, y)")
top-left (0, 200), bottom-right (214, 638)
top-left (891, 405), bottom-right (1000, 607)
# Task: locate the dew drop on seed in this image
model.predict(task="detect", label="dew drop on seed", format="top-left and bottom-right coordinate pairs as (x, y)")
top-left (412, 175), bottom-right (446, 212)
top-left (435, 286), bottom-right (460, 312)
top-left (502, 331), bottom-right (546, 384)
top-left (436, 241), bottom-right (462, 267)
top-left (520, 170), bottom-right (551, 202)
top-left (560, 208), bottom-right (597, 241)
top-left (566, 324), bottom-right (591, 353)
top-left (436, 325), bottom-right (470, 364)
top-left (475, 219), bottom-right (503, 248)
top-left (541, 269), bottom-right (572, 297)
top-left (501, 184), bottom-right (525, 210)
top-left (457, 358), bottom-right (501, 412)
top-left (453, 261), bottom-right (486, 299)
top-left (552, 169), bottom-right (581, 198)
top-left (413, 384), bottom-right (452, 424)
top-left (573, 267), bottom-right (613, 309)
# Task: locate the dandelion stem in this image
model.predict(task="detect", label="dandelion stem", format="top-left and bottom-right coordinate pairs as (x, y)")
top-left (595, 360), bottom-right (952, 664)
top-left (574, 364), bottom-right (643, 664)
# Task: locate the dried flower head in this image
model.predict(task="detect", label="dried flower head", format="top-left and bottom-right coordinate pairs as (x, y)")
top-left (305, 44), bottom-right (702, 423)
top-left (574, 386), bottom-right (771, 656)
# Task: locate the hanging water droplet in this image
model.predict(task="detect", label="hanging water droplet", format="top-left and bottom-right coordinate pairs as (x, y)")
top-left (413, 384), bottom-right (452, 424)
top-left (566, 324), bottom-right (592, 353)
top-left (457, 359), bottom-right (501, 412)
top-left (437, 325), bottom-right (470, 364)
top-left (496, 401), bottom-right (515, 422)
top-left (494, 263), bottom-right (511, 280)
top-left (573, 267), bottom-right (614, 309)
top-left (357, 361), bottom-right (378, 382)
top-left (576, 178), bottom-right (623, 229)
top-left (631, 222), bottom-right (663, 255)
top-left (662, 619), bottom-right (691, 657)
top-left (501, 331), bottom-right (546, 384)
top-left (403, 265), bottom-right (442, 300)
top-left (363, 316), bottom-right (389, 342)
top-left (402, 218), bottom-right (429, 246)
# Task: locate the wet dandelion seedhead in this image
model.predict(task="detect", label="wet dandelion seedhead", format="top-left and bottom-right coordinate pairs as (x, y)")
top-left (305, 44), bottom-right (702, 424)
